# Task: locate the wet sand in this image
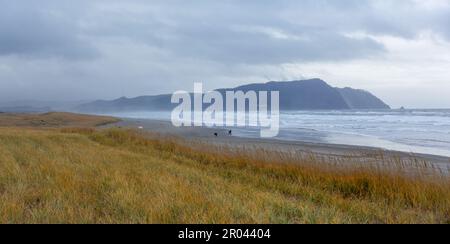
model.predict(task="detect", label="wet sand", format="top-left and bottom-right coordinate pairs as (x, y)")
top-left (108, 118), bottom-right (450, 170)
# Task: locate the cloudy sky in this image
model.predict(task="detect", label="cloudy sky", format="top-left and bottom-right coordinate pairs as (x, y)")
top-left (1, 0), bottom-right (450, 108)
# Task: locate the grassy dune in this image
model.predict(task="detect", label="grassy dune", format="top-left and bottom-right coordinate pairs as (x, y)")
top-left (0, 125), bottom-right (449, 223)
top-left (0, 112), bottom-right (119, 128)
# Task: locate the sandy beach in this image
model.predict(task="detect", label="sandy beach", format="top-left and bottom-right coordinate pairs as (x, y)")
top-left (108, 118), bottom-right (450, 170)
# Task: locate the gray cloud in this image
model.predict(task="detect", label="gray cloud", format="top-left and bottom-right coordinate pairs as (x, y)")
top-left (81, 0), bottom-right (386, 64)
top-left (0, 0), bottom-right (97, 60)
top-left (137, 23), bottom-right (385, 65)
top-left (2, 0), bottom-right (448, 63)
top-left (0, 0), bottom-right (449, 107)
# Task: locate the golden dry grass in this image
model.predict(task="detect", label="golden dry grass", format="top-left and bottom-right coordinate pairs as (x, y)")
top-left (0, 112), bottom-right (119, 128)
top-left (0, 127), bottom-right (449, 224)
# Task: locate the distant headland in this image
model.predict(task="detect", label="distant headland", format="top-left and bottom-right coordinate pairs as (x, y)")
top-left (76, 79), bottom-right (390, 112)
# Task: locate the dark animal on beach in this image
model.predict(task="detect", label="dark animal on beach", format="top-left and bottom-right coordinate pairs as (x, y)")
top-left (214, 133), bottom-right (218, 137)
top-left (228, 130), bottom-right (232, 135)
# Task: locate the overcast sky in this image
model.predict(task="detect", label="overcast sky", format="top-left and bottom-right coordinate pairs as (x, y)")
top-left (1, 0), bottom-right (450, 108)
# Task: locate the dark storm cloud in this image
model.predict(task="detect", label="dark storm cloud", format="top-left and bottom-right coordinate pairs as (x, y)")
top-left (0, 0), bottom-right (97, 60)
top-left (78, 0), bottom-right (450, 64)
top-left (1, 0), bottom-right (448, 63)
top-left (112, 21), bottom-right (384, 65)
top-left (81, 0), bottom-right (386, 64)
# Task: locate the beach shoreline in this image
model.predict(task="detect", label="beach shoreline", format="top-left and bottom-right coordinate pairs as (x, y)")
top-left (107, 118), bottom-right (450, 169)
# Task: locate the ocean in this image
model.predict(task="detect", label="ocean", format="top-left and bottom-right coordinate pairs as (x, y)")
top-left (105, 109), bottom-right (450, 157)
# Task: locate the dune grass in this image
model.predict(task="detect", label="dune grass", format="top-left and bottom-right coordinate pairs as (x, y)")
top-left (0, 127), bottom-right (449, 224)
top-left (0, 112), bottom-right (119, 128)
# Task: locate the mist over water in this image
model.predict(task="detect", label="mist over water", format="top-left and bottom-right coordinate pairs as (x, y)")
top-left (278, 109), bottom-right (450, 157)
top-left (106, 109), bottom-right (450, 157)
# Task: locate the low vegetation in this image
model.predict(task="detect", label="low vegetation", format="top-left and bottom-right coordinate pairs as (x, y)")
top-left (0, 123), bottom-right (449, 223)
top-left (0, 112), bottom-right (119, 128)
